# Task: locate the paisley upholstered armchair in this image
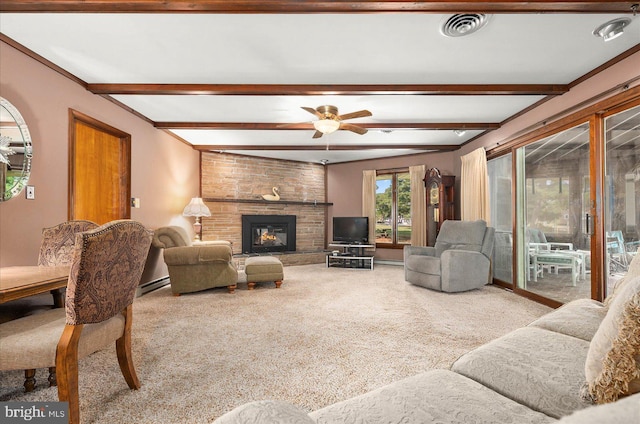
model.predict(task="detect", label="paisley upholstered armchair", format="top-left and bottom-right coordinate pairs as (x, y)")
top-left (38, 220), bottom-right (99, 267)
top-left (0, 220), bottom-right (153, 424)
top-left (152, 226), bottom-right (238, 295)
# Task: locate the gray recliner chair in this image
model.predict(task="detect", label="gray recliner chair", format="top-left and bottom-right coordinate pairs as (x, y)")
top-left (403, 219), bottom-right (495, 292)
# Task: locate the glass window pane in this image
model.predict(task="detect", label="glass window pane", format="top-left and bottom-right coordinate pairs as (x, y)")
top-left (489, 154), bottom-right (513, 284)
top-left (517, 122), bottom-right (591, 303)
top-left (397, 172), bottom-right (411, 244)
top-left (605, 105), bottom-right (640, 296)
top-left (376, 174), bottom-right (392, 244)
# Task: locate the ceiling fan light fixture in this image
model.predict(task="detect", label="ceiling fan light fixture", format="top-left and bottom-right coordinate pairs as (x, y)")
top-left (313, 119), bottom-right (340, 134)
top-left (593, 17), bottom-right (632, 42)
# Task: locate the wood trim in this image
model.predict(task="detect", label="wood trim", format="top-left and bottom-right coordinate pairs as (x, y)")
top-left (487, 84), bottom-right (640, 157)
top-left (601, 95), bottom-right (640, 118)
top-left (157, 122), bottom-right (501, 130)
top-left (0, 34), bottom-right (87, 88)
top-left (590, 114), bottom-right (606, 302)
top-left (569, 44), bottom-right (640, 89)
top-left (1, 1), bottom-right (635, 13)
top-left (95, 94), bottom-right (155, 126)
top-left (192, 144), bottom-right (460, 151)
top-left (513, 287), bottom-right (563, 309)
top-left (203, 197), bottom-right (333, 206)
top-left (492, 281), bottom-right (565, 310)
top-left (88, 83), bottom-right (569, 96)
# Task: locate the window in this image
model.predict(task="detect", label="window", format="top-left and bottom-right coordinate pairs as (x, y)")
top-left (488, 154), bottom-right (513, 284)
top-left (375, 171), bottom-right (411, 245)
top-left (525, 176), bottom-right (572, 235)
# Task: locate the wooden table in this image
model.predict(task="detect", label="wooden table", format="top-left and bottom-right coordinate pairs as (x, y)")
top-left (0, 266), bottom-right (70, 307)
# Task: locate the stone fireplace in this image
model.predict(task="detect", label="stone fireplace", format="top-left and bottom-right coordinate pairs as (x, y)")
top-left (242, 215), bottom-right (296, 254)
top-left (201, 152), bottom-right (327, 266)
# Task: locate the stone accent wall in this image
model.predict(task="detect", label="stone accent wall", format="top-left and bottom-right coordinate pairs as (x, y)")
top-left (201, 152), bottom-right (327, 265)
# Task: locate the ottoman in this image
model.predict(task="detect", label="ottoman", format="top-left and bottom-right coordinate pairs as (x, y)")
top-left (244, 256), bottom-right (284, 290)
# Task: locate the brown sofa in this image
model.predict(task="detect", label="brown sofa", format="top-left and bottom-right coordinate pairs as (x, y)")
top-left (152, 226), bottom-right (238, 295)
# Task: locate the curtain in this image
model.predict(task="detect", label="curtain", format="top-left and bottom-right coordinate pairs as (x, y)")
top-left (362, 170), bottom-right (377, 250)
top-left (461, 147), bottom-right (490, 223)
top-left (409, 164), bottom-right (427, 246)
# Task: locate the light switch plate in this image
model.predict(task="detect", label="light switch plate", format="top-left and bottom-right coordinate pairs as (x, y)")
top-left (26, 185), bottom-right (35, 200)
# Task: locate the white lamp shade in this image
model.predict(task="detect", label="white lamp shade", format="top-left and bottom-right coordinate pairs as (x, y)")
top-left (182, 197), bottom-right (211, 217)
top-left (313, 119), bottom-right (340, 134)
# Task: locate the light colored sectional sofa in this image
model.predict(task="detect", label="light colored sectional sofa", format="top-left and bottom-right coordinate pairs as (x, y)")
top-left (213, 255), bottom-right (640, 424)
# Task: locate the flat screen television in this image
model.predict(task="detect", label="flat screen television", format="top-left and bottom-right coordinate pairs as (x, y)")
top-left (333, 216), bottom-right (369, 244)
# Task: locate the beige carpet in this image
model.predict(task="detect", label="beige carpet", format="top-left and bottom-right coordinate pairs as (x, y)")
top-left (0, 264), bottom-right (551, 423)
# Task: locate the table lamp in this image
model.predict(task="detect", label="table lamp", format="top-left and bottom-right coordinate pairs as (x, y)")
top-left (182, 197), bottom-right (211, 241)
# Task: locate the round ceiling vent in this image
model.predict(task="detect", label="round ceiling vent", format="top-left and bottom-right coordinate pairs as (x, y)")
top-left (441, 14), bottom-right (489, 37)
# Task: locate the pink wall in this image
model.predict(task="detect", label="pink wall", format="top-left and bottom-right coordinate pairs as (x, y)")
top-left (3, 39), bottom-right (637, 270)
top-left (457, 51), bottom-right (640, 169)
top-left (327, 50), bottom-right (640, 262)
top-left (327, 151), bottom-right (457, 261)
top-left (0, 41), bottom-right (200, 282)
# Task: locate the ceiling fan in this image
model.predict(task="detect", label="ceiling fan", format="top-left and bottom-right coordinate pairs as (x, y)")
top-left (289, 105), bottom-right (372, 139)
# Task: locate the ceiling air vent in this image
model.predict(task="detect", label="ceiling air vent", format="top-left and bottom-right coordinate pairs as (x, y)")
top-left (441, 14), bottom-right (489, 37)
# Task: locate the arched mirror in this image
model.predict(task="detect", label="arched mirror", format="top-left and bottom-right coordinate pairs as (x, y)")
top-left (0, 97), bottom-right (32, 201)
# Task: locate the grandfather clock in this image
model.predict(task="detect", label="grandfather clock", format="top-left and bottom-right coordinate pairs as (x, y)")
top-left (424, 168), bottom-right (456, 246)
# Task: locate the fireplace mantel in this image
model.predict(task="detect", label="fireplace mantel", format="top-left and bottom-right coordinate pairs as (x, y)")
top-left (203, 197), bottom-right (332, 206)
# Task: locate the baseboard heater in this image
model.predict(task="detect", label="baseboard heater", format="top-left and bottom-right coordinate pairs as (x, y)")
top-left (136, 276), bottom-right (170, 297)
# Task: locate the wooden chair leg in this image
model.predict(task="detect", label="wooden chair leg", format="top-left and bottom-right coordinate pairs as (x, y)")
top-left (24, 369), bottom-right (36, 392)
top-left (56, 324), bottom-right (83, 424)
top-left (48, 367), bottom-right (57, 387)
top-left (116, 306), bottom-right (140, 390)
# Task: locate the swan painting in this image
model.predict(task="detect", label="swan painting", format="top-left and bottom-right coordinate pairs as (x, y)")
top-left (262, 187), bottom-right (280, 201)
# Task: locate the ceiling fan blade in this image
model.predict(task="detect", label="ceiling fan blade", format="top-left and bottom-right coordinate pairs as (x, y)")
top-left (337, 109), bottom-right (372, 121)
top-left (340, 123), bottom-right (368, 135)
top-left (312, 130), bottom-right (324, 139)
top-left (301, 106), bottom-right (324, 119)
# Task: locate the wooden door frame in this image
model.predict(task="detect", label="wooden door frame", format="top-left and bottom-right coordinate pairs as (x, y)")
top-left (68, 109), bottom-right (131, 220)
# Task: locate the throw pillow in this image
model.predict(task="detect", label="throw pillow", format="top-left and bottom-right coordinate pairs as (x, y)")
top-left (584, 275), bottom-right (640, 403)
top-left (604, 253), bottom-right (640, 307)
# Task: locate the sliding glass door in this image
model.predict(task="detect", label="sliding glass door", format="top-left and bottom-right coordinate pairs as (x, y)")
top-left (488, 154), bottom-right (513, 284)
top-left (488, 94), bottom-right (640, 306)
top-left (604, 103), bottom-right (640, 296)
top-left (515, 122), bottom-right (592, 304)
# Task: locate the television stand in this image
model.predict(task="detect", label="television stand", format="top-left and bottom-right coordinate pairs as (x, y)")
top-left (326, 243), bottom-right (374, 270)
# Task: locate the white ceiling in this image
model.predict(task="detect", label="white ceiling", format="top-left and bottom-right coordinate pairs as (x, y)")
top-left (1, 6), bottom-right (639, 163)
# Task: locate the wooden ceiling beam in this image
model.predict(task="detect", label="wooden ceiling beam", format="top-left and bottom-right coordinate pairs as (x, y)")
top-left (192, 144), bottom-right (460, 151)
top-left (1, 1), bottom-right (635, 14)
top-left (89, 83), bottom-right (568, 96)
top-left (156, 122), bottom-right (500, 130)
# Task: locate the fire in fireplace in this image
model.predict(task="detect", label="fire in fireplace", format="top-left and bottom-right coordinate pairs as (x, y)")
top-left (241, 215), bottom-right (296, 254)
